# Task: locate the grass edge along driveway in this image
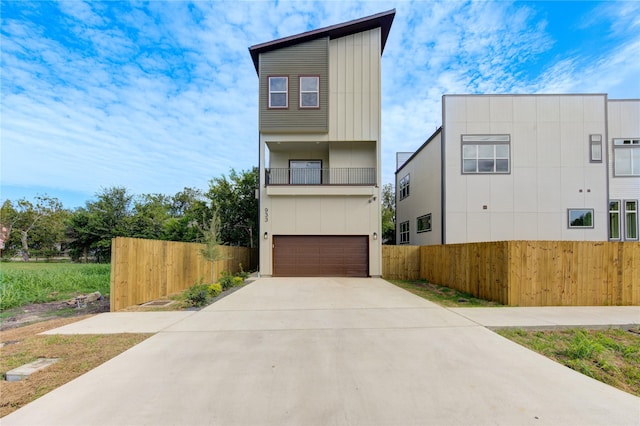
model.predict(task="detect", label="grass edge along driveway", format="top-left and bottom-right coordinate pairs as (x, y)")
top-left (387, 279), bottom-right (640, 398)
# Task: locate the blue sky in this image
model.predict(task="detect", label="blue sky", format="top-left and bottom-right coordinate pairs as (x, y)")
top-left (2, 1), bottom-right (639, 209)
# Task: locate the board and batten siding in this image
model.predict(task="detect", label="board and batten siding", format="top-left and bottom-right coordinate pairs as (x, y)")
top-left (329, 27), bottom-right (381, 142)
top-left (259, 38), bottom-right (329, 133)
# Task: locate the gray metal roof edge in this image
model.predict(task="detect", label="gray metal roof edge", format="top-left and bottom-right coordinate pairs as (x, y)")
top-left (248, 9), bottom-right (396, 74)
top-left (395, 126), bottom-right (443, 175)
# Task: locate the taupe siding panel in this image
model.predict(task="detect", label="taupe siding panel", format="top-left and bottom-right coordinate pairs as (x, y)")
top-left (329, 28), bottom-right (381, 141)
top-left (259, 38), bottom-right (329, 133)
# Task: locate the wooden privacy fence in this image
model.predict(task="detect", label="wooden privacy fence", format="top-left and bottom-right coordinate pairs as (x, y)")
top-left (382, 241), bottom-right (640, 306)
top-left (110, 237), bottom-right (257, 311)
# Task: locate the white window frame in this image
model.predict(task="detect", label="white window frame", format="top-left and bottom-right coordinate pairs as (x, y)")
top-left (461, 135), bottom-right (510, 174)
top-left (568, 209), bottom-right (594, 229)
top-left (624, 200), bottom-right (638, 240)
top-left (399, 221), bottom-right (410, 244)
top-left (299, 76), bottom-right (319, 108)
top-left (609, 200), bottom-right (621, 240)
top-left (399, 174), bottom-right (410, 200)
top-left (268, 76), bottom-right (288, 109)
top-left (417, 214), bottom-right (432, 233)
top-left (613, 138), bottom-right (640, 177)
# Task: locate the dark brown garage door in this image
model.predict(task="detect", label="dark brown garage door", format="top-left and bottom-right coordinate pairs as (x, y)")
top-left (273, 235), bottom-right (368, 277)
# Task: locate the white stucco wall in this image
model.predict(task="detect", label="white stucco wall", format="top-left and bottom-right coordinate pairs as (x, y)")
top-left (395, 130), bottom-right (442, 245)
top-left (442, 94), bottom-right (608, 243)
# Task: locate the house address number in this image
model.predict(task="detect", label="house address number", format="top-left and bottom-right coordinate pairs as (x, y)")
top-left (264, 208), bottom-right (269, 222)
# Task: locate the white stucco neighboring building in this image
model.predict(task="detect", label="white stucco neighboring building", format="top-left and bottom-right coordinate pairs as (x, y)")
top-left (396, 94), bottom-right (639, 245)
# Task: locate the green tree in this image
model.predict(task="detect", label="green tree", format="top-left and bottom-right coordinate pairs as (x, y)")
top-left (130, 194), bottom-right (172, 240)
top-left (0, 196), bottom-right (67, 261)
top-left (162, 188), bottom-right (210, 243)
top-left (205, 168), bottom-right (258, 247)
top-left (67, 187), bottom-right (134, 263)
top-left (381, 183), bottom-right (396, 244)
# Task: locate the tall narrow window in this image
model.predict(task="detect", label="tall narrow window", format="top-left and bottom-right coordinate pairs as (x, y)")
top-left (299, 76), bottom-right (319, 108)
top-left (268, 76), bottom-right (288, 108)
top-left (462, 135), bottom-right (510, 174)
top-left (625, 200), bottom-right (638, 240)
top-left (399, 221), bottom-right (410, 244)
top-left (399, 174), bottom-right (410, 200)
top-left (609, 201), bottom-right (620, 240)
top-left (590, 134), bottom-right (602, 162)
top-left (613, 138), bottom-right (640, 176)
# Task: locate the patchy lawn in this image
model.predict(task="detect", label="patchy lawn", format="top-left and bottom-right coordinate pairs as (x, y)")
top-left (387, 279), bottom-right (502, 307)
top-left (0, 317), bottom-right (151, 418)
top-left (498, 328), bottom-right (640, 397)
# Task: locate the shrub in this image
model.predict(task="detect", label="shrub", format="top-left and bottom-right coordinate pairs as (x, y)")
top-left (232, 276), bottom-right (244, 287)
top-left (237, 263), bottom-right (250, 280)
top-left (184, 284), bottom-right (209, 308)
top-left (208, 282), bottom-right (222, 297)
top-left (218, 272), bottom-right (234, 291)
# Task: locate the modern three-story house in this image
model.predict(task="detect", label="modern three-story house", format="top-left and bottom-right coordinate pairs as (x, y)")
top-left (249, 10), bottom-right (395, 276)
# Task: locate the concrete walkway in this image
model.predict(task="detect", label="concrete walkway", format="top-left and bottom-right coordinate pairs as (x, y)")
top-left (3, 277), bottom-right (639, 425)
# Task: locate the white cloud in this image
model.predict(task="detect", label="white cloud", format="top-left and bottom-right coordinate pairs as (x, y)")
top-left (1, 0), bottom-right (639, 206)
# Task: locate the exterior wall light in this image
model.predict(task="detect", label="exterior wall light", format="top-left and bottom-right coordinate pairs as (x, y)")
top-left (373, 232), bottom-right (378, 240)
top-left (263, 232), bottom-right (268, 239)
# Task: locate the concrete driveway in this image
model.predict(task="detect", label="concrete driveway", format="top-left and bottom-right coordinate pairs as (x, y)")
top-left (3, 277), bottom-right (639, 425)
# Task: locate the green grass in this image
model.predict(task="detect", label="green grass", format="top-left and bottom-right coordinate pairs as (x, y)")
top-left (387, 279), bottom-right (502, 307)
top-left (0, 263), bottom-right (110, 310)
top-left (498, 328), bottom-right (640, 397)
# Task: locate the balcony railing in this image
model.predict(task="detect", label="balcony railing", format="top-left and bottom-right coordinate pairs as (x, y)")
top-left (266, 168), bottom-right (376, 185)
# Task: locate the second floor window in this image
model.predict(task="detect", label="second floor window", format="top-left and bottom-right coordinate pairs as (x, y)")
top-left (300, 76), bottom-right (319, 108)
top-left (462, 135), bottom-right (510, 174)
top-left (269, 76), bottom-right (288, 108)
top-left (613, 138), bottom-right (640, 176)
top-left (399, 174), bottom-right (410, 200)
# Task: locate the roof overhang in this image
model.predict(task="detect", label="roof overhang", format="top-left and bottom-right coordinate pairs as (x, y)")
top-left (248, 9), bottom-right (395, 74)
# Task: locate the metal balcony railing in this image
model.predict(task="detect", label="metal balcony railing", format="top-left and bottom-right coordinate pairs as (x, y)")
top-left (266, 168), bottom-right (376, 185)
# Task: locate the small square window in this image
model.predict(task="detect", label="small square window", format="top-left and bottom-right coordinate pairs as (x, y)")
top-left (568, 209), bottom-right (594, 228)
top-left (417, 214), bottom-right (432, 233)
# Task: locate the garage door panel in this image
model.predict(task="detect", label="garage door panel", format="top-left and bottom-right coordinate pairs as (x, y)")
top-left (273, 236), bottom-right (368, 277)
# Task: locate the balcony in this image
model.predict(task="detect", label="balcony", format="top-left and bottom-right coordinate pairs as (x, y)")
top-left (266, 168), bottom-right (376, 186)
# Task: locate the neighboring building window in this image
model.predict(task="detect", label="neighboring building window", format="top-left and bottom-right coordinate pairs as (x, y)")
top-left (462, 135), bottom-right (510, 174)
top-left (417, 214), bottom-right (431, 233)
top-left (289, 160), bottom-right (321, 184)
top-left (590, 134), bottom-right (602, 162)
top-left (399, 174), bottom-right (410, 200)
top-left (613, 138), bottom-right (640, 176)
top-left (268, 76), bottom-right (288, 108)
top-left (299, 76), bottom-right (319, 108)
top-left (568, 209), bottom-right (594, 228)
top-left (625, 200), bottom-right (638, 240)
top-left (399, 221), bottom-right (410, 244)
top-left (609, 200), bottom-right (620, 240)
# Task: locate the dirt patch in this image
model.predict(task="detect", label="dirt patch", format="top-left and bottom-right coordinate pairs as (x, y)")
top-left (1, 299), bottom-right (110, 332)
top-left (0, 316), bottom-right (151, 418)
